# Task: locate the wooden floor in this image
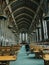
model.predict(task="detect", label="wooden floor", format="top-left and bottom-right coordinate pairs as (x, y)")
top-left (10, 45), bottom-right (44, 65)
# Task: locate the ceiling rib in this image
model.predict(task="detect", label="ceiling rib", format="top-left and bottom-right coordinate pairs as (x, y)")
top-left (16, 17), bottom-right (31, 23)
top-left (31, 0), bottom-right (39, 6)
top-left (4, 0), bottom-right (18, 11)
top-left (15, 13), bottom-right (33, 19)
top-left (6, 0), bottom-right (18, 29)
top-left (17, 21), bottom-right (30, 26)
top-left (29, 0), bottom-right (44, 31)
top-left (4, 0), bottom-right (42, 12)
top-left (13, 7), bottom-right (35, 14)
top-left (5, 0), bottom-right (44, 33)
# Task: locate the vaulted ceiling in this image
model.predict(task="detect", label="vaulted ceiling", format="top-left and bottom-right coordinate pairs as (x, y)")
top-left (3, 0), bottom-right (44, 33)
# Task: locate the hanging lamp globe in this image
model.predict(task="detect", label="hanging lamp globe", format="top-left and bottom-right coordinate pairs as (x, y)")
top-left (43, 12), bottom-right (49, 20)
top-left (12, 30), bottom-right (16, 33)
top-left (0, 15), bottom-right (7, 20)
top-left (8, 25), bottom-right (13, 29)
top-left (0, 0), bottom-right (7, 20)
top-left (43, 15), bottom-right (49, 20)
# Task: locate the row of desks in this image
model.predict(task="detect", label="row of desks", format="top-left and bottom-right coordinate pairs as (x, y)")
top-left (29, 44), bottom-right (49, 65)
top-left (0, 44), bottom-right (21, 65)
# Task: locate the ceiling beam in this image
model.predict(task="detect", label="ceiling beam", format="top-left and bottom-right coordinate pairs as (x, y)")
top-left (13, 7), bottom-right (35, 14)
top-left (4, 0), bottom-right (38, 12)
top-left (16, 17), bottom-right (31, 24)
top-left (6, 0), bottom-right (18, 29)
top-left (17, 21), bottom-right (30, 26)
top-left (4, 0), bottom-right (18, 11)
top-left (15, 13), bottom-right (33, 19)
top-left (29, 0), bottom-right (44, 31)
top-left (31, 0), bottom-right (39, 6)
top-left (31, 0), bottom-right (43, 11)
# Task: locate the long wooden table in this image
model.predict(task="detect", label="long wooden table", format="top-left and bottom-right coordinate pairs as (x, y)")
top-left (0, 44), bottom-right (21, 65)
top-left (30, 44), bottom-right (49, 65)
